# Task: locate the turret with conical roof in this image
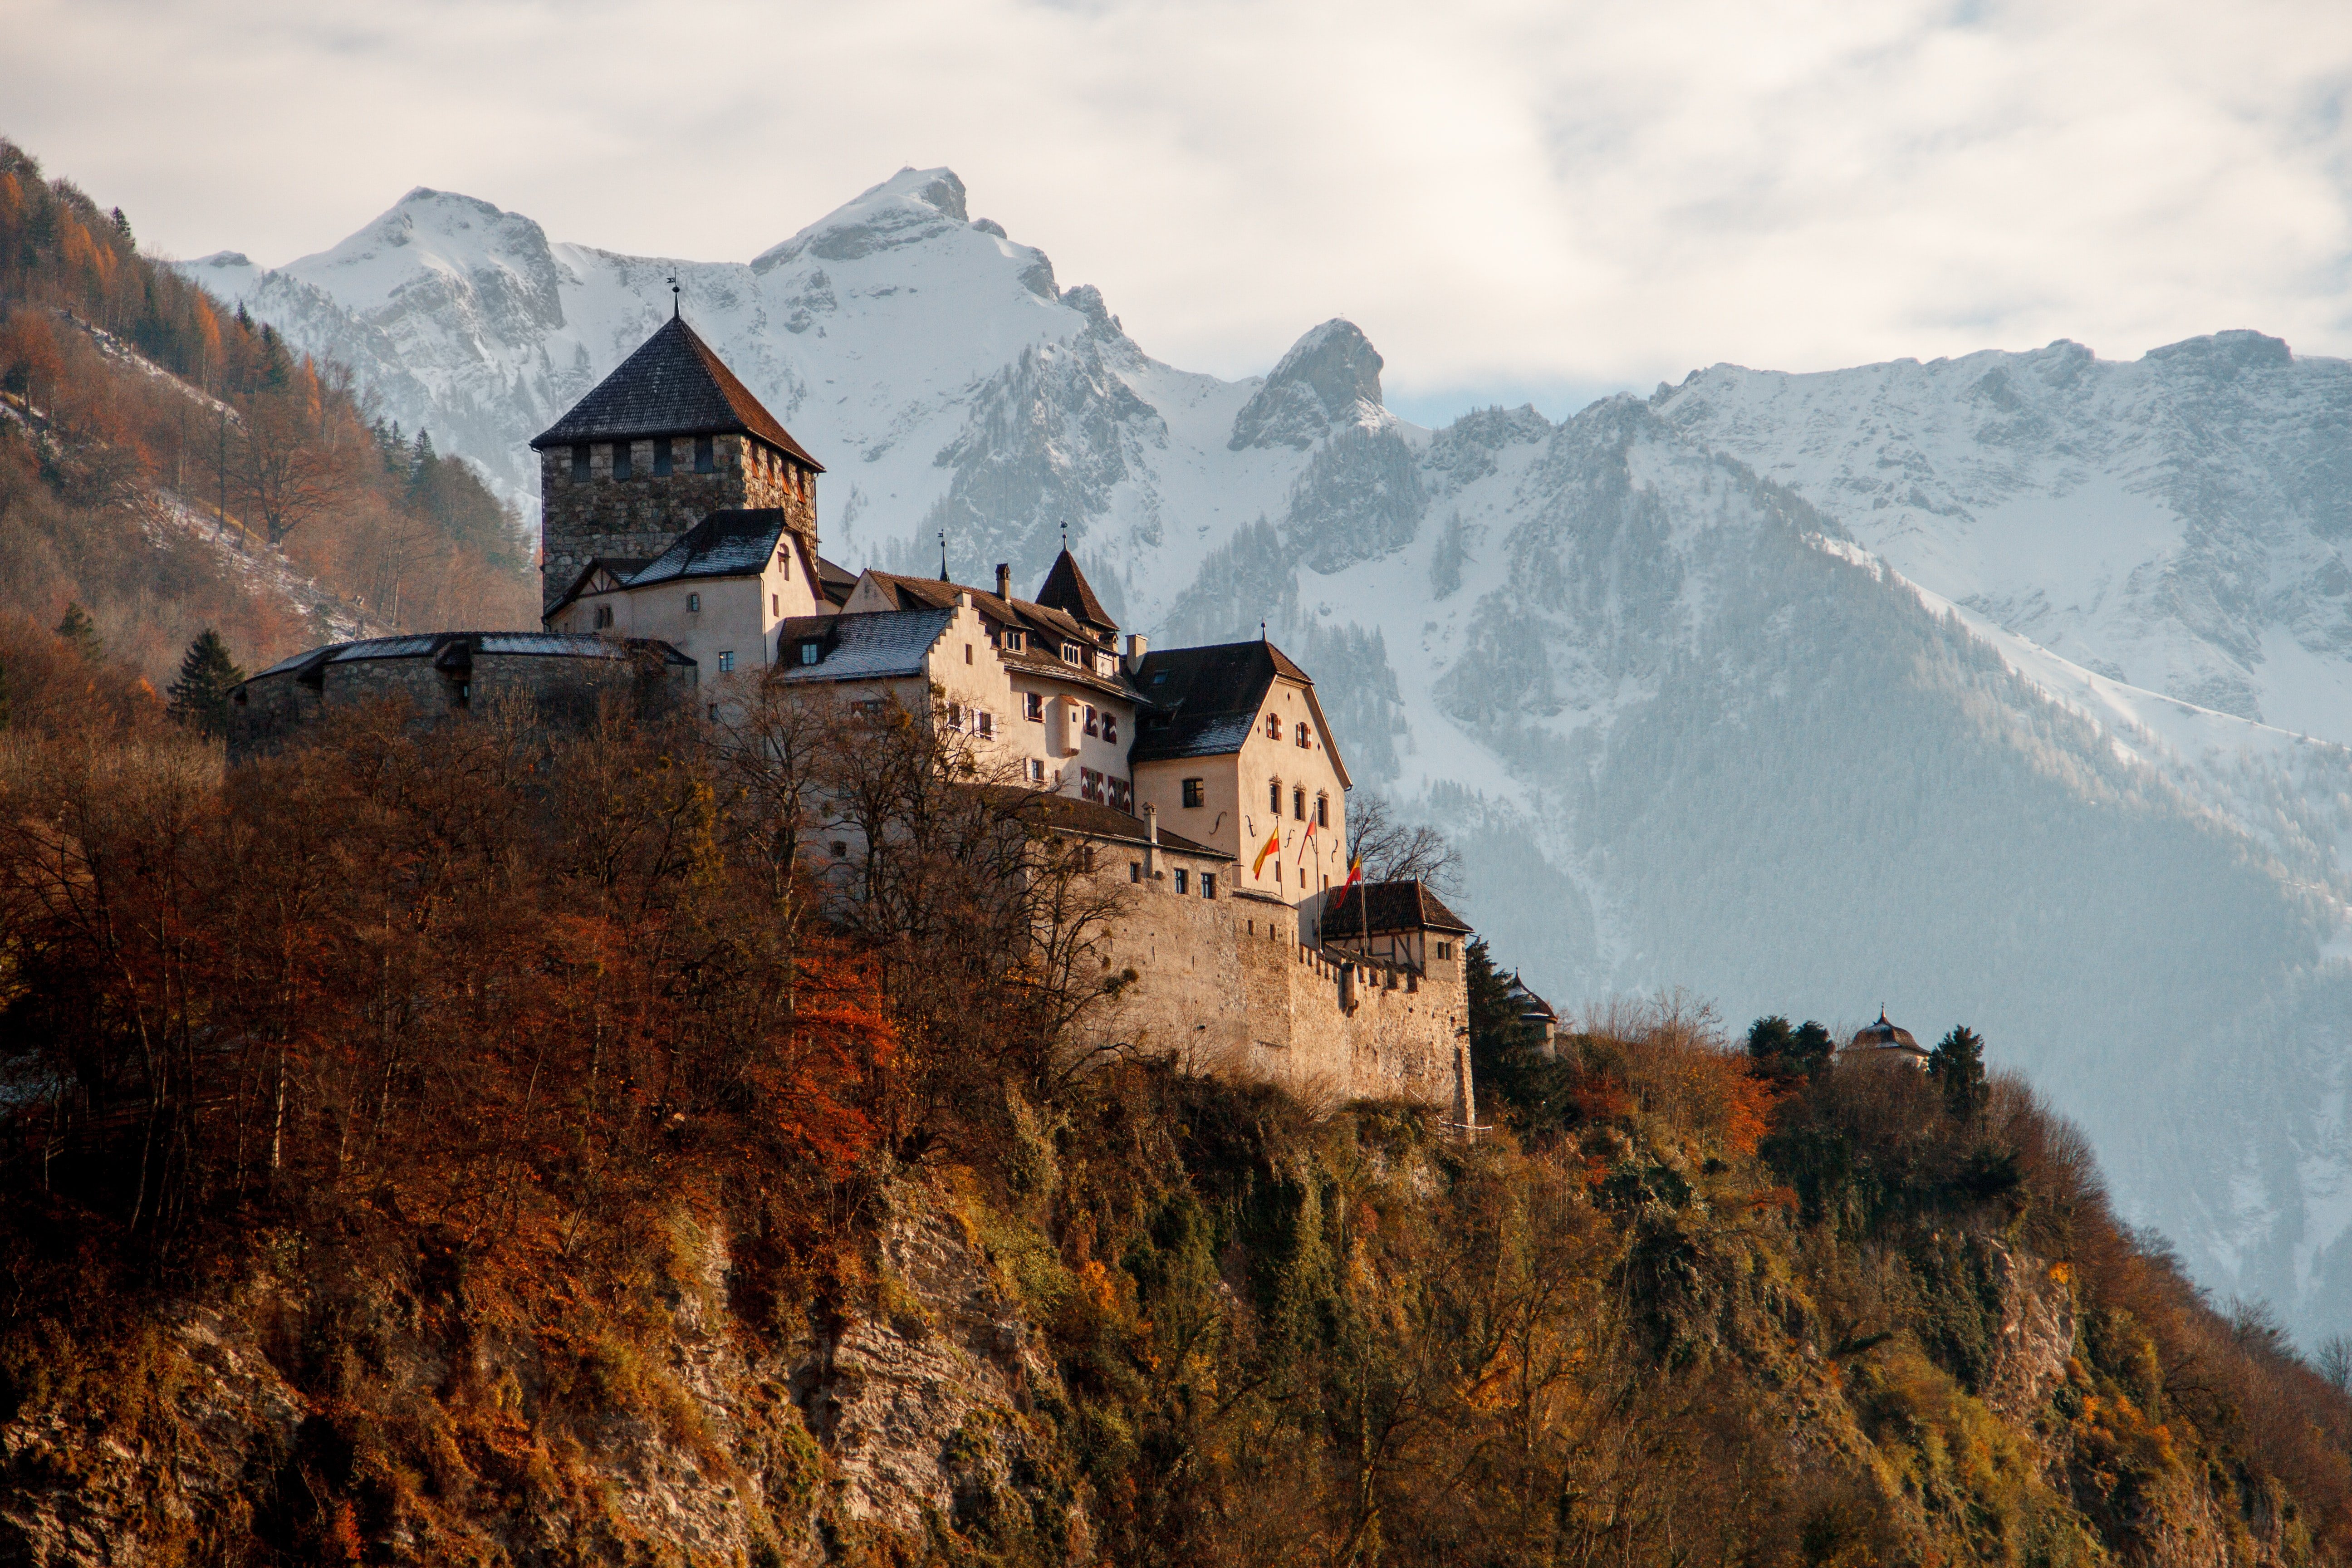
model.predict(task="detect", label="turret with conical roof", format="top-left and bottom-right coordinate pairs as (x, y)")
top-left (529, 315), bottom-right (824, 609)
top-left (1033, 548), bottom-right (1117, 639)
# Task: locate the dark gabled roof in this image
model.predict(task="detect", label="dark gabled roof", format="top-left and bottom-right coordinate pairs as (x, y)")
top-left (239, 631), bottom-right (694, 690)
top-left (545, 556), bottom-right (654, 619)
top-left (1128, 639), bottom-right (1349, 786)
top-left (981, 788), bottom-right (1227, 858)
top-left (628, 510), bottom-right (789, 586)
top-left (1034, 549), bottom-right (1114, 632)
top-left (772, 608), bottom-right (952, 682)
top-left (814, 555), bottom-right (858, 606)
top-left (528, 315), bottom-right (823, 469)
top-left (1318, 880), bottom-right (1474, 939)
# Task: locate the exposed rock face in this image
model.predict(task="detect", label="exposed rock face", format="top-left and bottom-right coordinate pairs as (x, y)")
top-left (1978, 1240), bottom-right (2077, 1424)
top-left (0, 1191), bottom-right (1060, 1566)
top-left (1227, 319), bottom-right (1386, 451)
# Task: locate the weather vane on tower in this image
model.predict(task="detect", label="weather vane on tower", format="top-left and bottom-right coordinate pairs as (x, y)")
top-left (666, 274), bottom-right (680, 319)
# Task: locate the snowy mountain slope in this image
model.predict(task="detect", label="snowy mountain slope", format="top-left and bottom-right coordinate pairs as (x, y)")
top-left (185, 172), bottom-right (2352, 1343)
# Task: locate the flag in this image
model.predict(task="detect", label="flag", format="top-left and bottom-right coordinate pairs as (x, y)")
top-left (1251, 826), bottom-right (1282, 877)
top-left (1343, 852), bottom-right (1363, 888)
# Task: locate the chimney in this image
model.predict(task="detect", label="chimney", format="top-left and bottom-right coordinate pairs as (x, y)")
top-left (995, 563), bottom-right (1011, 602)
top-left (1125, 632), bottom-right (1149, 674)
top-left (1143, 802), bottom-right (1161, 878)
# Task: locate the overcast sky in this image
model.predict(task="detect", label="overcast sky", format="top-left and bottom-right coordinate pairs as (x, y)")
top-left (8, 0), bottom-right (2352, 421)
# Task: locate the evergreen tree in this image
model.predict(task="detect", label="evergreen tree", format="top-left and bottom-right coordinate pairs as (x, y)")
top-left (1467, 938), bottom-right (1574, 1137)
top-left (165, 629), bottom-right (244, 738)
top-left (109, 205), bottom-right (133, 249)
top-left (1746, 1015), bottom-right (1833, 1083)
top-left (1927, 1025), bottom-right (1989, 1122)
top-left (55, 602), bottom-right (101, 662)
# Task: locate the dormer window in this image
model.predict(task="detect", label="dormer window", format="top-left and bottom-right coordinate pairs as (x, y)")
top-left (1003, 629), bottom-right (1026, 653)
top-left (612, 441), bottom-right (632, 480)
top-left (1061, 642), bottom-right (1083, 666)
top-left (799, 641), bottom-right (821, 665)
top-left (694, 435), bottom-right (716, 473)
top-left (571, 444), bottom-right (590, 482)
top-left (653, 437), bottom-right (674, 477)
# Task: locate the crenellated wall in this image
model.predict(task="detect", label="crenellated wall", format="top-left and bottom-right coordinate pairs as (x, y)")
top-left (539, 434), bottom-right (819, 608)
top-left (1089, 869), bottom-right (1471, 1118)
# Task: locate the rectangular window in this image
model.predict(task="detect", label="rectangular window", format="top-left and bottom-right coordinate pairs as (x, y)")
top-left (694, 435), bottom-right (715, 473)
top-left (653, 437), bottom-right (673, 476)
top-left (778, 549), bottom-right (792, 578)
top-left (1081, 767), bottom-right (1105, 803)
top-left (1181, 778), bottom-right (1204, 808)
top-left (772, 593), bottom-right (779, 616)
top-left (831, 841), bottom-right (848, 859)
top-left (717, 650), bottom-right (735, 672)
top-left (1027, 759), bottom-right (1045, 783)
top-left (570, 444), bottom-right (590, 482)
top-left (948, 702), bottom-right (963, 729)
top-left (1269, 779), bottom-right (1281, 813)
top-left (1293, 788), bottom-right (1305, 820)
top-left (1296, 721), bottom-right (1311, 748)
top-left (977, 711), bottom-right (994, 738)
top-left (1130, 862), bottom-right (1141, 883)
top-left (1025, 692), bottom-right (1044, 722)
top-left (1004, 629), bottom-right (1025, 653)
top-left (1109, 777), bottom-right (1132, 812)
top-left (1315, 795), bottom-right (1328, 828)
top-left (799, 641), bottom-right (821, 665)
top-left (1102, 713), bottom-right (1118, 743)
top-left (1061, 642), bottom-right (1082, 666)
top-left (1174, 869), bottom-right (1188, 895)
top-left (612, 441), bottom-right (632, 480)
top-left (686, 592), bottom-right (701, 613)
top-left (1436, 942), bottom-right (1451, 960)
top-left (1202, 874), bottom-right (1216, 900)
top-left (1265, 713), bottom-right (1281, 740)
top-left (1084, 704), bottom-right (1098, 736)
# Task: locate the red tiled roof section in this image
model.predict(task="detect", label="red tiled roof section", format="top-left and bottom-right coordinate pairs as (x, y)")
top-left (529, 316), bottom-right (823, 470)
top-left (1319, 880), bottom-right (1474, 938)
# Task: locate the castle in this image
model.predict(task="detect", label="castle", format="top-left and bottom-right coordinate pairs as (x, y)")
top-left (228, 314), bottom-right (1475, 1119)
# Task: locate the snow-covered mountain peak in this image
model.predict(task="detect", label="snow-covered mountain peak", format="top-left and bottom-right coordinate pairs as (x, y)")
top-left (1228, 318), bottom-right (1387, 451)
top-left (751, 165), bottom-right (982, 274)
top-left (2141, 327), bottom-right (2295, 373)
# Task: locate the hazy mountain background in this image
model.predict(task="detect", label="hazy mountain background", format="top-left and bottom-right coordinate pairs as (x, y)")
top-left (184, 167), bottom-right (2352, 1344)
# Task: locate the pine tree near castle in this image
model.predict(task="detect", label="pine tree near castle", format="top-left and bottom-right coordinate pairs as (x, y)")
top-left (1928, 1023), bottom-right (1989, 1122)
top-left (166, 629), bottom-right (243, 738)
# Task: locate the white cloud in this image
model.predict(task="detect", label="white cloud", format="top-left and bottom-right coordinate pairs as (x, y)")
top-left (8, 0), bottom-right (2352, 404)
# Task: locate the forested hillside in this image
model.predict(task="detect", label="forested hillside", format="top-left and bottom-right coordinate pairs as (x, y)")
top-left (1, 676), bottom-right (2348, 1565)
top-left (0, 139), bottom-right (532, 692)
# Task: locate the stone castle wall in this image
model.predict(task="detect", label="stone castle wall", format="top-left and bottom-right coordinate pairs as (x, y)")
top-left (228, 647), bottom-right (695, 763)
top-left (540, 434), bottom-right (820, 608)
top-left (1091, 863), bottom-right (1472, 1117)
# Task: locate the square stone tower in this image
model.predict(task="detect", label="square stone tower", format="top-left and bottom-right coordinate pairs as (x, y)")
top-left (529, 314), bottom-right (825, 608)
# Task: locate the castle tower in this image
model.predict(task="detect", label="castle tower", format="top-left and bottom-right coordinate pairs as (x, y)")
top-left (529, 316), bottom-right (824, 608)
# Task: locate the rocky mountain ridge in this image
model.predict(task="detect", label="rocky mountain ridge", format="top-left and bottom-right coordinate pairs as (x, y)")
top-left (182, 169), bottom-right (2352, 1346)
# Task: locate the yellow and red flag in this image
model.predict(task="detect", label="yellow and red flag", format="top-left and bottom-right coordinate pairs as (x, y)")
top-left (1251, 826), bottom-right (1282, 877)
top-left (1343, 852), bottom-right (1363, 888)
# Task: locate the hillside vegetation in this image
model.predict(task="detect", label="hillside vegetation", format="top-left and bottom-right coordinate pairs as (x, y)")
top-left (0, 138), bottom-right (533, 691)
top-left (0, 680), bottom-right (2348, 1567)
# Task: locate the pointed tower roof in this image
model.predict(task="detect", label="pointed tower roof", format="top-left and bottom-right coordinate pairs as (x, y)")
top-left (529, 316), bottom-right (823, 469)
top-left (1034, 549), bottom-right (1114, 634)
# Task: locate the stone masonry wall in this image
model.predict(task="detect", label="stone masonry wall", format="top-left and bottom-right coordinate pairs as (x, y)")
top-left (228, 651), bottom-right (695, 763)
top-left (1086, 865), bottom-right (1472, 1117)
top-left (540, 434), bottom-right (820, 608)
